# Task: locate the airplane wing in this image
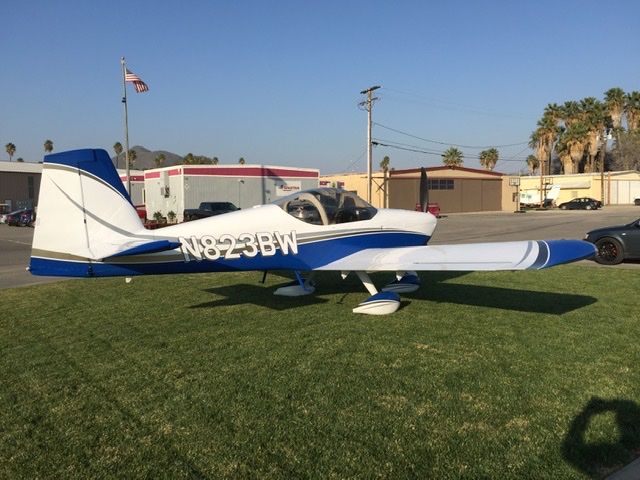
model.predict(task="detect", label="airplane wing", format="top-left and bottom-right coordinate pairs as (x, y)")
top-left (315, 239), bottom-right (595, 271)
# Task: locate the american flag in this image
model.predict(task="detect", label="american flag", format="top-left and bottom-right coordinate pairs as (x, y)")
top-left (125, 69), bottom-right (149, 93)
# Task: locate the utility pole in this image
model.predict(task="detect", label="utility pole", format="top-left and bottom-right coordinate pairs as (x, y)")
top-left (359, 85), bottom-right (381, 203)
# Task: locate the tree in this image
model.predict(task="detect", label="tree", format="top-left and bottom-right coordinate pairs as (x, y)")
top-left (183, 153), bottom-right (195, 165)
top-left (561, 123), bottom-right (589, 174)
top-left (442, 147), bottom-right (463, 167)
top-left (379, 155), bottom-right (390, 172)
top-left (526, 155), bottom-right (539, 175)
top-left (580, 97), bottom-right (606, 173)
top-left (625, 91), bottom-right (640, 132)
top-left (611, 130), bottom-right (640, 171)
top-left (238, 157), bottom-right (246, 165)
top-left (604, 87), bottom-right (626, 131)
top-left (5, 143), bottom-right (16, 162)
top-left (113, 142), bottom-right (123, 168)
top-left (212, 156), bottom-right (219, 165)
top-left (529, 114), bottom-right (558, 175)
top-left (154, 154), bottom-right (165, 168)
top-left (127, 149), bottom-right (137, 169)
top-left (479, 148), bottom-right (499, 171)
top-left (16, 158), bottom-right (24, 162)
top-left (44, 139), bottom-right (54, 154)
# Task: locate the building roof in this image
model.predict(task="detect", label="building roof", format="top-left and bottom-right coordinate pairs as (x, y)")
top-left (389, 165), bottom-right (504, 177)
top-left (0, 161), bottom-right (43, 174)
top-left (143, 164), bottom-right (319, 179)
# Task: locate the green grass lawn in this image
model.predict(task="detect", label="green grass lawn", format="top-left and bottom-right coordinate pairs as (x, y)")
top-left (1, 266), bottom-right (639, 479)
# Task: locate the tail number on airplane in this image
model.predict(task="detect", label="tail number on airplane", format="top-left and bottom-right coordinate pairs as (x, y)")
top-left (179, 231), bottom-right (298, 262)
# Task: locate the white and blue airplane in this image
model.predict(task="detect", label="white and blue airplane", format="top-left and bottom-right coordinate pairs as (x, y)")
top-left (29, 149), bottom-right (596, 315)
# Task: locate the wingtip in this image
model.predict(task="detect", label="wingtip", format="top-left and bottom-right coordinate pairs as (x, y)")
top-left (536, 239), bottom-right (596, 269)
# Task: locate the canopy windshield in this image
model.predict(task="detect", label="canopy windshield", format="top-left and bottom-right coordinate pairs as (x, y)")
top-left (272, 188), bottom-right (377, 225)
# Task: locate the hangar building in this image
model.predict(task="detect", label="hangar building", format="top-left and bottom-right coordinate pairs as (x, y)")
top-left (144, 164), bottom-right (320, 221)
top-left (0, 161), bottom-right (43, 213)
top-left (322, 166), bottom-right (515, 213)
top-left (388, 166), bottom-right (513, 213)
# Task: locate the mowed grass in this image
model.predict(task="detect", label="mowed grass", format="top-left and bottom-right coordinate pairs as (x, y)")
top-left (1, 266), bottom-right (639, 479)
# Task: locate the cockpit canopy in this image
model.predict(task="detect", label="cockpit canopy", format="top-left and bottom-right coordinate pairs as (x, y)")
top-left (272, 188), bottom-right (377, 225)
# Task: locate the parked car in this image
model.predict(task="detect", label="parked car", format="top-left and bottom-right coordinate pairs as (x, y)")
top-left (584, 218), bottom-right (640, 265)
top-left (634, 198), bottom-right (640, 206)
top-left (183, 202), bottom-right (239, 221)
top-left (414, 203), bottom-right (442, 217)
top-left (558, 197), bottom-right (601, 210)
top-left (5, 209), bottom-right (33, 226)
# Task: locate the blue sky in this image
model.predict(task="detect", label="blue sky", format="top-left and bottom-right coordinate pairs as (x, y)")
top-left (2, 0), bottom-right (639, 173)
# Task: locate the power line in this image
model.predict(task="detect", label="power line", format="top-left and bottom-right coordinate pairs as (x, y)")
top-left (381, 87), bottom-right (537, 121)
top-left (374, 122), bottom-right (530, 149)
top-left (372, 138), bottom-right (529, 162)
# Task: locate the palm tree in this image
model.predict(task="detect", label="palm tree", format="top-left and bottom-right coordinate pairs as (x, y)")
top-left (238, 157), bottom-right (246, 165)
top-left (183, 153), bottom-right (195, 165)
top-left (44, 139), bottom-right (54, 154)
top-left (526, 155), bottom-right (539, 175)
top-left (625, 91), bottom-right (640, 132)
top-left (5, 143), bottom-right (16, 162)
top-left (604, 87), bottom-right (626, 131)
top-left (441, 147), bottom-right (463, 167)
top-left (154, 153), bottom-right (165, 168)
top-left (212, 156), bottom-right (219, 165)
top-left (529, 114), bottom-right (557, 175)
top-left (580, 98), bottom-right (606, 173)
top-left (561, 101), bottom-right (583, 128)
top-left (479, 148), bottom-right (499, 171)
top-left (554, 138), bottom-right (573, 175)
top-left (113, 142), bottom-right (123, 168)
top-left (561, 123), bottom-right (589, 174)
top-left (379, 155), bottom-right (390, 172)
top-left (127, 149), bottom-right (137, 169)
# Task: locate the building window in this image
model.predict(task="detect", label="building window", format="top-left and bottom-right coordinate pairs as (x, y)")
top-left (28, 176), bottom-right (34, 199)
top-left (428, 179), bottom-right (454, 190)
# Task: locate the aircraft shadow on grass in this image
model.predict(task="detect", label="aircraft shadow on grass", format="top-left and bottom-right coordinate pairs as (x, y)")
top-left (562, 397), bottom-right (640, 479)
top-left (189, 271), bottom-right (596, 315)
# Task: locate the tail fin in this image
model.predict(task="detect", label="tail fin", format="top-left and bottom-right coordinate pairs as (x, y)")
top-left (30, 149), bottom-right (148, 276)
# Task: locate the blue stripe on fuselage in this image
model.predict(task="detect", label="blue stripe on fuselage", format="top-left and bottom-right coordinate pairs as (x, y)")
top-left (29, 232), bottom-right (430, 277)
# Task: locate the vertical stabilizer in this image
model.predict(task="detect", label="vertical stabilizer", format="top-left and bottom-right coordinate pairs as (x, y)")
top-left (30, 149), bottom-right (145, 276)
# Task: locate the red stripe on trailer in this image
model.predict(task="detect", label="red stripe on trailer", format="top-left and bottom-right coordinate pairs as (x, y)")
top-left (181, 167), bottom-right (318, 178)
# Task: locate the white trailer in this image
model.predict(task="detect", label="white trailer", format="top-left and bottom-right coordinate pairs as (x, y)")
top-left (144, 164), bottom-right (319, 222)
top-left (520, 184), bottom-right (560, 207)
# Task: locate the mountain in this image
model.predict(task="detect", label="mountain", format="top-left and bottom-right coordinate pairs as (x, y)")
top-left (112, 146), bottom-right (184, 170)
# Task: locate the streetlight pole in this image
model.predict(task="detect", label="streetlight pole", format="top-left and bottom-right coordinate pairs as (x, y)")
top-left (360, 85), bottom-right (380, 203)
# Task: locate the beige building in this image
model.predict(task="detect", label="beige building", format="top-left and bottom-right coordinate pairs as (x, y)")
top-left (320, 172), bottom-right (387, 208)
top-left (519, 171), bottom-right (640, 206)
top-left (322, 166), bottom-right (517, 213)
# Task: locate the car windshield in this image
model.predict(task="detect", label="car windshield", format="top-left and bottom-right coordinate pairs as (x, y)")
top-left (272, 188), bottom-right (377, 225)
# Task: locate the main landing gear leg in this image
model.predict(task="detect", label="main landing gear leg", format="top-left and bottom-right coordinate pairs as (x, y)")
top-left (382, 271), bottom-right (421, 294)
top-left (273, 271), bottom-right (316, 297)
top-left (351, 271), bottom-right (401, 315)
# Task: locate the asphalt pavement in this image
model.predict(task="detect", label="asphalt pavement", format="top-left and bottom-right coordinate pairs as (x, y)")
top-left (1, 205), bottom-right (639, 290)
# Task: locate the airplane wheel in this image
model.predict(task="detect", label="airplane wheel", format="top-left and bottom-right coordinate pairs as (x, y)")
top-left (594, 238), bottom-right (624, 265)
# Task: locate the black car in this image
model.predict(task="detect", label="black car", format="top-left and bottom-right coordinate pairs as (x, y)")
top-left (558, 197), bottom-right (601, 210)
top-left (584, 218), bottom-right (640, 265)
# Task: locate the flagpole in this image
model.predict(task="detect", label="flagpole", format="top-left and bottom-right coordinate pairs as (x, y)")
top-left (121, 56), bottom-right (131, 194)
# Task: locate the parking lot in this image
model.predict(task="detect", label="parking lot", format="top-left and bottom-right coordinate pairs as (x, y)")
top-left (1, 205), bottom-right (639, 289)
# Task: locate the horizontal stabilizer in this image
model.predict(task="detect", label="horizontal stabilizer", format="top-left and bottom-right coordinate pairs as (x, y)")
top-left (316, 239), bottom-right (595, 272)
top-left (103, 239), bottom-right (182, 259)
